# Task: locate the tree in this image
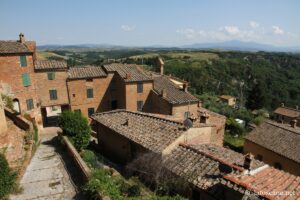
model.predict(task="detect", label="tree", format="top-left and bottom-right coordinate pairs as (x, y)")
top-left (58, 111), bottom-right (91, 151)
top-left (0, 154), bottom-right (17, 199)
top-left (246, 82), bottom-right (266, 110)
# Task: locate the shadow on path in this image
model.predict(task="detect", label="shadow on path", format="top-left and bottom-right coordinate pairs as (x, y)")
top-left (42, 135), bottom-right (87, 200)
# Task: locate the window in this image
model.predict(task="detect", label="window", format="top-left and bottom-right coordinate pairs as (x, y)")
top-left (47, 72), bottom-right (55, 80)
top-left (88, 107), bottom-right (95, 117)
top-left (274, 162), bottom-right (282, 170)
top-left (184, 111), bottom-right (190, 119)
top-left (26, 99), bottom-right (34, 110)
top-left (137, 101), bottom-right (143, 111)
top-left (22, 73), bottom-right (31, 87)
top-left (49, 90), bottom-right (58, 100)
top-left (87, 88), bottom-right (94, 98)
top-left (256, 154), bottom-right (263, 161)
top-left (137, 82), bottom-right (143, 93)
top-left (74, 109), bottom-right (81, 113)
top-left (20, 55), bottom-right (27, 67)
top-left (111, 100), bottom-right (118, 110)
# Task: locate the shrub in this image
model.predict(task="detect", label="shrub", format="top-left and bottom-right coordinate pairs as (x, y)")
top-left (252, 116), bottom-right (265, 126)
top-left (81, 150), bottom-right (97, 168)
top-left (226, 118), bottom-right (245, 136)
top-left (1, 94), bottom-right (13, 110)
top-left (0, 154), bottom-right (17, 199)
top-left (58, 111), bottom-right (91, 151)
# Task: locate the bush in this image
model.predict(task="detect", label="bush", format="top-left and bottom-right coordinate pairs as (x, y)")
top-left (0, 154), bottom-right (17, 199)
top-left (226, 118), bottom-right (245, 136)
top-left (58, 111), bottom-right (91, 151)
top-left (252, 116), bottom-right (265, 126)
top-left (81, 150), bottom-right (97, 168)
top-left (1, 94), bottom-right (13, 110)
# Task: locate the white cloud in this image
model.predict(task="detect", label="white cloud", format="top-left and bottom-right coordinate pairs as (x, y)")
top-left (176, 28), bottom-right (205, 39)
top-left (121, 25), bottom-right (136, 32)
top-left (249, 21), bottom-right (259, 28)
top-left (222, 26), bottom-right (240, 35)
top-left (272, 26), bottom-right (284, 35)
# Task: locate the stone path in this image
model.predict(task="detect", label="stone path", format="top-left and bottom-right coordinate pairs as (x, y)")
top-left (10, 128), bottom-right (85, 200)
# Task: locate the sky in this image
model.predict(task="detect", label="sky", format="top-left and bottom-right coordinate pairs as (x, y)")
top-left (0, 0), bottom-right (299, 46)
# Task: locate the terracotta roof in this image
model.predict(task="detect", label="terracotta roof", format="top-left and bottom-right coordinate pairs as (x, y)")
top-left (34, 60), bottom-right (68, 71)
top-left (224, 167), bottom-right (300, 200)
top-left (153, 75), bottom-right (199, 104)
top-left (68, 66), bottom-right (107, 79)
top-left (219, 95), bottom-right (235, 100)
top-left (245, 120), bottom-right (300, 163)
top-left (102, 63), bottom-right (152, 82)
top-left (0, 40), bottom-right (32, 54)
top-left (163, 144), bottom-right (264, 198)
top-left (91, 110), bottom-right (185, 153)
top-left (274, 106), bottom-right (300, 118)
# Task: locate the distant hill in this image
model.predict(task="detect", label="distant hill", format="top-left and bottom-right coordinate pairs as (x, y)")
top-left (180, 40), bottom-right (300, 52)
top-left (38, 40), bottom-right (300, 52)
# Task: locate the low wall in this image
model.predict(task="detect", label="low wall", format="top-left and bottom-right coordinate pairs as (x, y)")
top-left (4, 108), bottom-right (32, 131)
top-left (61, 135), bottom-right (91, 180)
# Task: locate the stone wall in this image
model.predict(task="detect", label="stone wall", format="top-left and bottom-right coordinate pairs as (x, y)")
top-left (4, 107), bottom-right (32, 131)
top-left (172, 103), bottom-right (199, 118)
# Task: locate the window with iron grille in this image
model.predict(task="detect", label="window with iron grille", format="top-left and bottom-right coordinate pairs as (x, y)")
top-left (26, 99), bottom-right (34, 110)
top-left (137, 82), bottom-right (143, 93)
top-left (87, 88), bottom-right (94, 98)
top-left (49, 90), bottom-right (58, 100)
top-left (88, 107), bottom-right (95, 116)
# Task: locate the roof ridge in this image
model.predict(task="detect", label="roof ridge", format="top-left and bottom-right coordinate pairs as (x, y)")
top-left (280, 106), bottom-right (300, 112)
top-left (265, 120), bottom-right (300, 134)
top-left (92, 110), bottom-right (184, 125)
top-left (179, 143), bottom-right (245, 172)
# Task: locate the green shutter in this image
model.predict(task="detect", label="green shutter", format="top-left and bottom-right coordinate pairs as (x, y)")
top-left (26, 99), bottom-right (34, 110)
top-left (22, 73), bottom-right (31, 87)
top-left (49, 90), bottom-right (58, 100)
top-left (88, 108), bottom-right (95, 116)
top-left (87, 88), bottom-right (93, 98)
top-left (47, 72), bottom-right (55, 80)
top-left (20, 56), bottom-right (27, 67)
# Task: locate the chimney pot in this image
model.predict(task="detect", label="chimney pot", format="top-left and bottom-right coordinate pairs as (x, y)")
top-left (244, 153), bottom-right (254, 170)
top-left (291, 119), bottom-right (297, 128)
top-left (182, 83), bottom-right (188, 92)
top-left (19, 33), bottom-right (25, 43)
top-left (161, 89), bottom-right (167, 98)
top-left (296, 105), bottom-right (299, 110)
top-left (281, 103), bottom-right (285, 107)
top-left (125, 73), bottom-right (131, 79)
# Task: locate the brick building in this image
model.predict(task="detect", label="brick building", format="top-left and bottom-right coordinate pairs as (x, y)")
top-left (67, 66), bottom-right (112, 118)
top-left (0, 33), bottom-right (40, 120)
top-left (273, 104), bottom-right (300, 126)
top-left (34, 60), bottom-right (69, 125)
top-left (91, 110), bottom-right (220, 164)
top-left (244, 120), bottom-right (300, 175)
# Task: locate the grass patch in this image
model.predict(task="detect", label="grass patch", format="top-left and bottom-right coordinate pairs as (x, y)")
top-left (224, 132), bottom-right (245, 152)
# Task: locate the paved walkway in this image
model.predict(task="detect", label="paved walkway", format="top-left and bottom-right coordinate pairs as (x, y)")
top-left (11, 127), bottom-right (85, 200)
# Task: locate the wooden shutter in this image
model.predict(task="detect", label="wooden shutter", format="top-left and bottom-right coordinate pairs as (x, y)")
top-left (20, 56), bottom-right (27, 67)
top-left (22, 73), bottom-right (31, 86)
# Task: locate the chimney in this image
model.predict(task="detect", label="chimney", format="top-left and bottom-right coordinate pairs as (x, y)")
top-left (157, 57), bottom-right (164, 75)
top-left (296, 105), bottom-right (299, 110)
top-left (244, 153), bottom-right (254, 170)
top-left (123, 118), bottom-right (130, 126)
top-left (291, 119), bottom-right (297, 128)
top-left (125, 73), bottom-right (131, 80)
top-left (182, 83), bottom-right (188, 92)
top-left (281, 103), bottom-right (285, 107)
top-left (19, 33), bottom-right (25, 43)
top-left (199, 112), bottom-right (209, 124)
top-left (161, 89), bottom-right (167, 98)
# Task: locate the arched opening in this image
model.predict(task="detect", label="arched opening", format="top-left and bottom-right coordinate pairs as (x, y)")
top-left (13, 98), bottom-right (20, 113)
